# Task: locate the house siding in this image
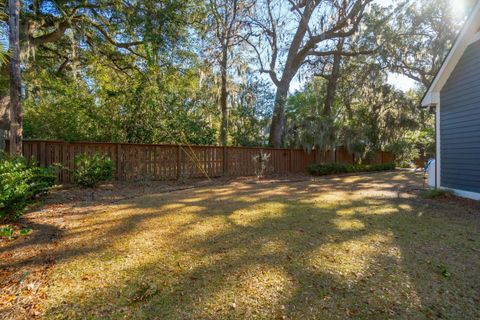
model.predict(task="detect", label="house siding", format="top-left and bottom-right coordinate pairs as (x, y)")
top-left (440, 39), bottom-right (480, 193)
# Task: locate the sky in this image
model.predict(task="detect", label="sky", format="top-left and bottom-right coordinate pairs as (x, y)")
top-left (387, 73), bottom-right (417, 92)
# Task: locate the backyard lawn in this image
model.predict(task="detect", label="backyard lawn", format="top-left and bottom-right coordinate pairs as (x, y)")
top-left (1, 171), bottom-right (480, 319)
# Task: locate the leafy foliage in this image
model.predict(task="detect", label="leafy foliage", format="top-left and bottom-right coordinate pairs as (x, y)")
top-left (382, 0), bottom-right (467, 87)
top-left (0, 155), bottom-right (56, 221)
top-left (0, 225), bottom-right (14, 240)
top-left (437, 264), bottom-right (452, 278)
top-left (73, 153), bottom-right (114, 188)
top-left (386, 140), bottom-right (420, 168)
top-left (0, 225), bottom-right (32, 240)
top-left (306, 163), bottom-right (395, 176)
top-left (229, 78), bottom-right (274, 147)
top-left (285, 57), bottom-right (434, 163)
top-left (3, 0), bottom-right (466, 162)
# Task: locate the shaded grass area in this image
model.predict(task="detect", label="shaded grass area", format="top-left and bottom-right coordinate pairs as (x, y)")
top-left (2, 172), bottom-right (480, 319)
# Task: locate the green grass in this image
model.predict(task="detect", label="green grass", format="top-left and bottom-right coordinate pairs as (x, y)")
top-left (8, 172), bottom-right (480, 319)
top-left (421, 188), bottom-right (455, 199)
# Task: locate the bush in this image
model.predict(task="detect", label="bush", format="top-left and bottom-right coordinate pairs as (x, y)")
top-left (0, 155), bottom-right (56, 221)
top-left (0, 225), bottom-right (31, 240)
top-left (306, 162), bottom-right (395, 176)
top-left (0, 226), bottom-right (14, 240)
top-left (386, 140), bottom-right (420, 168)
top-left (73, 153), bottom-right (113, 188)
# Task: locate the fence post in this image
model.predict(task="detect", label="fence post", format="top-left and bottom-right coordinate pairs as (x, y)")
top-left (69, 143), bottom-right (75, 184)
top-left (223, 146), bottom-right (229, 176)
top-left (62, 141), bottom-right (69, 183)
top-left (116, 143), bottom-right (122, 180)
top-left (177, 145), bottom-right (181, 180)
top-left (289, 149), bottom-right (293, 173)
top-left (40, 141), bottom-right (46, 167)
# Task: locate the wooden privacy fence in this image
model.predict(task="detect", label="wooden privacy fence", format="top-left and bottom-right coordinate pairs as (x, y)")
top-left (15, 140), bottom-right (394, 184)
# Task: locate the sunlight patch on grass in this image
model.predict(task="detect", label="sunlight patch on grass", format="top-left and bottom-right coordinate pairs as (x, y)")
top-left (335, 208), bottom-right (356, 216)
top-left (157, 203), bottom-right (187, 211)
top-left (358, 205), bottom-right (399, 216)
top-left (307, 233), bottom-right (394, 281)
top-left (180, 196), bottom-right (208, 203)
top-left (229, 202), bottom-right (287, 227)
top-left (259, 240), bottom-right (289, 256)
top-left (181, 216), bottom-right (231, 239)
top-left (197, 264), bottom-right (292, 319)
top-left (398, 204), bottom-right (413, 211)
top-left (333, 218), bottom-right (366, 231)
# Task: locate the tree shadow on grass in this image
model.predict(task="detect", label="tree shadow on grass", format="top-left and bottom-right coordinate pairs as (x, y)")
top-left (3, 172), bottom-right (480, 319)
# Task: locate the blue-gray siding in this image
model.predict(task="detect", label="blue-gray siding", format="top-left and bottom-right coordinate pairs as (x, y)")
top-left (440, 39), bottom-right (480, 193)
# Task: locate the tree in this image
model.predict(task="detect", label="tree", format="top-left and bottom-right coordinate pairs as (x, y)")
top-left (1, 0), bottom-right (201, 149)
top-left (247, 0), bottom-right (372, 147)
top-left (284, 78), bottom-right (336, 152)
top-left (285, 54), bottom-right (423, 164)
top-left (310, 3), bottom-right (386, 118)
top-left (229, 77), bottom-right (273, 146)
top-left (206, 0), bottom-right (254, 146)
top-left (23, 59), bottom-right (219, 145)
top-left (0, 3), bottom-right (8, 151)
top-left (6, 0), bottom-right (457, 156)
top-left (383, 0), bottom-right (466, 87)
top-left (8, 0), bottom-right (21, 154)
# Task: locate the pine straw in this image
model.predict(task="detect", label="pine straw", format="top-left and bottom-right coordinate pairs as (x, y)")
top-left (1, 172), bottom-right (480, 319)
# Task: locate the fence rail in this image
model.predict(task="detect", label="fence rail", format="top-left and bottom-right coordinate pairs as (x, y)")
top-left (9, 140), bottom-right (394, 184)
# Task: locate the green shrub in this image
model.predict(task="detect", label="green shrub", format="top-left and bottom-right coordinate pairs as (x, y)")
top-left (73, 153), bottom-right (113, 188)
top-left (306, 162), bottom-right (395, 176)
top-left (386, 140), bottom-right (420, 168)
top-left (0, 226), bottom-right (14, 240)
top-left (0, 155), bottom-right (56, 221)
top-left (0, 226), bottom-right (33, 240)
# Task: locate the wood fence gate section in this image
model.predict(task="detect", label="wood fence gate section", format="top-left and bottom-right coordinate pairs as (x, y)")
top-left (18, 140), bottom-right (394, 184)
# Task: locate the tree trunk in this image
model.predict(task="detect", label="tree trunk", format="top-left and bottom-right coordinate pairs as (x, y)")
top-left (323, 39), bottom-right (344, 117)
top-left (269, 82), bottom-right (289, 148)
top-left (0, 96), bottom-right (10, 152)
top-left (8, 0), bottom-right (22, 155)
top-left (219, 46), bottom-right (228, 146)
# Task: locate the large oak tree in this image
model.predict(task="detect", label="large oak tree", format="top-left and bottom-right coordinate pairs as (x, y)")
top-left (247, 0), bottom-right (372, 147)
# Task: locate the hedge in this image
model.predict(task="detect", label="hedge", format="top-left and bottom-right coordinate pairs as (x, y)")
top-left (306, 163), bottom-right (395, 176)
